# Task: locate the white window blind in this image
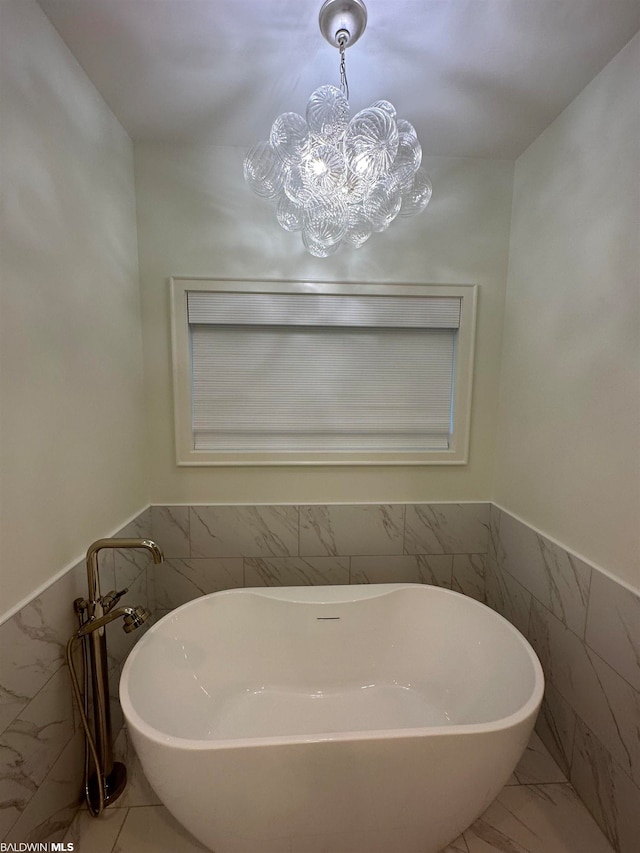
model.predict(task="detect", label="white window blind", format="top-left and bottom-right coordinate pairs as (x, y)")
top-left (187, 292), bottom-right (460, 454)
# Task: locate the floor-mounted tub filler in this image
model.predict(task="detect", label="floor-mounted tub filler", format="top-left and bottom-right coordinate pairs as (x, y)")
top-left (67, 538), bottom-right (164, 816)
top-left (120, 584), bottom-right (544, 853)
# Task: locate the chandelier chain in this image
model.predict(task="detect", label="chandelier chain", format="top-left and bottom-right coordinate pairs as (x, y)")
top-left (338, 38), bottom-right (349, 101)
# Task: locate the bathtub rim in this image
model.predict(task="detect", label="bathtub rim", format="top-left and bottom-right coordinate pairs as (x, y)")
top-left (120, 583), bottom-right (544, 751)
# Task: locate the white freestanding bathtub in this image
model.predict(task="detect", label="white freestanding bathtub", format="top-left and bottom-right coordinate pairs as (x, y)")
top-left (120, 584), bottom-right (543, 853)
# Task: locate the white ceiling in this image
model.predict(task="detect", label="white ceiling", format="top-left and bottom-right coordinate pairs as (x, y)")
top-left (37, 0), bottom-right (640, 159)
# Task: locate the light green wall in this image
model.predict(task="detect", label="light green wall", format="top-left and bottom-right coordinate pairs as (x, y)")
top-left (0, 0), bottom-right (149, 617)
top-left (2, 0), bottom-right (637, 617)
top-left (134, 144), bottom-right (514, 505)
top-left (494, 33), bottom-right (640, 589)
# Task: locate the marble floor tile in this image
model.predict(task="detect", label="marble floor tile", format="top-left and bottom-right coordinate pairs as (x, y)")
top-left (291, 825), bottom-right (448, 852)
top-left (67, 734), bottom-right (613, 853)
top-left (63, 806), bottom-right (127, 853)
top-left (291, 827), bottom-right (417, 853)
top-left (113, 805), bottom-right (210, 853)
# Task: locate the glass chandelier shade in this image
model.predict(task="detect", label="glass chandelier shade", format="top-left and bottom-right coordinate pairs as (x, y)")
top-left (243, 2), bottom-right (431, 257)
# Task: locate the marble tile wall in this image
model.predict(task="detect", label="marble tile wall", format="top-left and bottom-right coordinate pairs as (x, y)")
top-left (0, 509), bottom-right (152, 844)
top-left (148, 503), bottom-right (490, 616)
top-left (486, 505), bottom-right (640, 853)
top-left (5, 499), bottom-right (638, 853)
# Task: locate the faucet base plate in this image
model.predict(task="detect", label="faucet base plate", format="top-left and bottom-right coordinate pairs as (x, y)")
top-left (88, 761), bottom-right (127, 812)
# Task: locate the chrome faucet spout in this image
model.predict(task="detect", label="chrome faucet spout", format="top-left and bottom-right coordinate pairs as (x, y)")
top-left (86, 538), bottom-right (164, 607)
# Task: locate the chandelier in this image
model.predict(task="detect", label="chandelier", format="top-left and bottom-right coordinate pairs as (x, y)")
top-left (243, 0), bottom-right (432, 257)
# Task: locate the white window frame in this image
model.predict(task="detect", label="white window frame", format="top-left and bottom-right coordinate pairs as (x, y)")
top-left (170, 278), bottom-right (477, 467)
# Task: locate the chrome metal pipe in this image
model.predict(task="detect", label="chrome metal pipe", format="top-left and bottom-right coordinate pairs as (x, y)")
top-left (75, 605), bottom-right (151, 638)
top-left (82, 537), bottom-right (163, 811)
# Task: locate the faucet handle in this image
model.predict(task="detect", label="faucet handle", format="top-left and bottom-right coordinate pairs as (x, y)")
top-left (101, 588), bottom-right (129, 613)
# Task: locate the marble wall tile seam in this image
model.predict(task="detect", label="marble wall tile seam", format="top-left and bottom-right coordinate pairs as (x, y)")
top-left (528, 597), bottom-right (640, 789)
top-left (0, 694), bottom-right (30, 742)
top-left (485, 553), bottom-right (534, 638)
top-left (244, 556), bottom-right (349, 588)
top-left (140, 553), bottom-right (487, 605)
top-left (536, 697), bottom-right (578, 782)
top-left (581, 636), bottom-right (640, 698)
top-left (530, 593), bottom-right (640, 704)
top-left (299, 504), bottom-right (406, 557)
top-left (403, 503), bottom-right (490, 556)
top-left (507, 561), bottom-right (640, 695)
top-left (0, 570), bottom-right (88, 733)
top-left (152, 501), bottom-right (494, 507)
top-left (490, 506), bottom-right (593, 639)
top-left (1, 658), bottom-right (79, 732)
top-left (570, 720), bottom-right (640, 853)
top-left (532, 630), bottom-right (639, 852)
top-left (496, 552), bottom-right (588, 643)
top-left (571, 712), bottom-right (640, 800)
top-left (489, 551), bottom-right (639, 844)
top-left (158, 504), bottom-right (492, 560)
top-left (188, 505), bottom-right (300, 559)
top-left (583, 573), bottom-right (640, 693)
top-left (491, 504), bottom-right (639, 598)
top-left (290, 549), bottom-right (486, 559)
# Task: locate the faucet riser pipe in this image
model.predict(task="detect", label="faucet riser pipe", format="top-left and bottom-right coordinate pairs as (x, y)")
top-left (88, 628), bottom-right (113, 775)
top-left (86, 625), bottom-right (128, 809)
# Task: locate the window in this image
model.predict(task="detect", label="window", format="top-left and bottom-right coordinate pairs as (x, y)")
top-left (170, 279), bottom-right (477, 466)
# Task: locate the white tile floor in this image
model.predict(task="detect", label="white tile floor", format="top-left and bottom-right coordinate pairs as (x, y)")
top-left (64, 729), bottom-right (615, 853)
